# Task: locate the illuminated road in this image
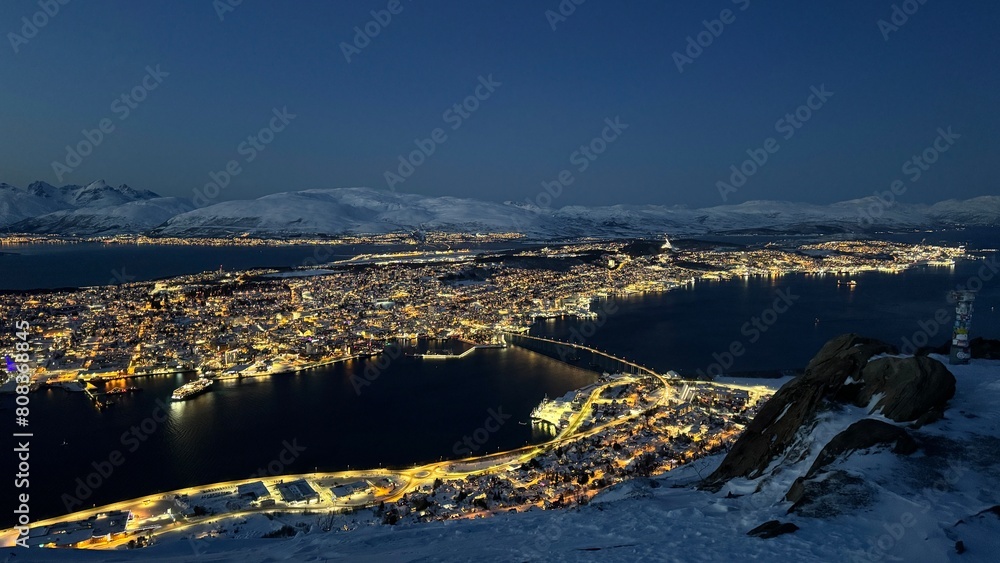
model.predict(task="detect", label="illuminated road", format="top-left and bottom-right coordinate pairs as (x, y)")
top-left (1, 338), bottom-right (722, 550)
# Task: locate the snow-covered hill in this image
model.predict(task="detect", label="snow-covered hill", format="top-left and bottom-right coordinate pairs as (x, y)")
top-left (155, 188), bottom-right (551, 237)
top-left (155, 189), bottom-right (1000, 238)
top-left (2, 180), bottom-right (998, 238)
top-left (10, 197), bottom-right (194, 236)
top-left (5, 353), bottom-right (997, 562)
top-left (0, 180), bottom-right (164, 232)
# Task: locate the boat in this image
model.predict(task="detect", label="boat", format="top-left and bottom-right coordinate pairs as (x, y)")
top-left (106, 386), bottom-right (142, 395)
top-left (837, 280), bottom-right (858, 287)
top-left (171, 378), bottom-right (214, 401)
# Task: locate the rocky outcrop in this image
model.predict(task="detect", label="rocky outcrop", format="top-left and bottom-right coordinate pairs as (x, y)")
top-left (805, 419), bottom-right (917, 476)
top-left (701, 334), bottom-right (955, 491)
top-left (786, 419), bottom-right (917, 512)
top-left (701, 334), bottom-right (895, 490)
top-left (746, 520), bottom-right (799, 538)
top-left (853, 356), bottom-right (955, 422)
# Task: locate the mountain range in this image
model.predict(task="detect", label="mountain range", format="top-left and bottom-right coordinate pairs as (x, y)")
top-left (1, 180), bottom-right (998, 238)
top-left (0, 180), bottom-right (192, 235)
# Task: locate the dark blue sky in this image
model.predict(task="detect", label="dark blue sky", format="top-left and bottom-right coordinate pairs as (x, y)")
top-left (1, 0), bottom-right (997, 207)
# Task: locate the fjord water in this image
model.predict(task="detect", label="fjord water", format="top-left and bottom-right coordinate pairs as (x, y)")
top-left (0, 241), bottom-right (520, 290)
top-left (1, 227), bottom-right (995, 291)
top-left (11, 257), bottom-right (998, 524)
top-left (18, 348), bottom-right (595, 523)
top-left (533, 259), bottom-right (999, 376)
top-left (5, 230), bottom-right (998, 525)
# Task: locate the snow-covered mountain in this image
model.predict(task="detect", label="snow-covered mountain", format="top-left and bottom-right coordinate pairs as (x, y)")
top-left (0, 180), bottom-right (165, 233)
top-left (11, 197), bottom-right (194, 236)
top-left (2, 181), bottom-right (998, 238)
top-left (155, 188), bottom-right (552, 237)
top-left (157, 188), bottom-right (1000, 238)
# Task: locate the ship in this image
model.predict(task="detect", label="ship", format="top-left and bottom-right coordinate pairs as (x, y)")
top-left (106, 386), bottom-right (142, 396)
top-left (171, 378), bottom-right (213, 401)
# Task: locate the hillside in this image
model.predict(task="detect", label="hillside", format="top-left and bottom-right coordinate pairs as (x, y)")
top-left (1, 180), bottom-right (999, 238)
top-left (5, 338), bottom-right (999, 562)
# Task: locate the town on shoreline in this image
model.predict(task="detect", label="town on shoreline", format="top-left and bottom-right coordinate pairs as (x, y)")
top-left (0, 235), bottom-right (970, 550)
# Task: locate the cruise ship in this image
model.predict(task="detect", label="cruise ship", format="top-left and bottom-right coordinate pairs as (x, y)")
top-left (171, 378), bottom-right (213, 401)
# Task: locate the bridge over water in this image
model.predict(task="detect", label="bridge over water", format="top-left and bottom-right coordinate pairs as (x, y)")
top-left (502, 332), bottom-right (672, 380)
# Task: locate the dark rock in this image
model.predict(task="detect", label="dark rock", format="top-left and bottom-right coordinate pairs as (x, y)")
top-left (702, 334), bottom-right (959, 491)
top-left (912, 406), bottom-right (946, 429)
top-left (786, 420), bottom-right (916, 510)
top-left (786, 471), bottom-right (877, 517)
top-left (701, 334), bottom-right (895, 489)
top-left (974, 505), bottom-right (1000, 519)
top-left (855, 356), bottom-right (956, 422)
top-left (805, 419), bottom-right (917, 478)
top-left (747, 520), bottom-right (800, 538)
top-left (970, 338), bottom-right (1000, 360)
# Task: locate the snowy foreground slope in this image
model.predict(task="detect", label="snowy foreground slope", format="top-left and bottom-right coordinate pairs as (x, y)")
top-left (6, 356), bottom-right (999, 562)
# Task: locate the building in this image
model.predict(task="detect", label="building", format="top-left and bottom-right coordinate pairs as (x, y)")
top-left (330, 480), bottom-right (373, 499)
top-left (276, 479), bottom-right (319, 504)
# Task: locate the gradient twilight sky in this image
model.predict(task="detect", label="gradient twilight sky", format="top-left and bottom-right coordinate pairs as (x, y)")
top-left (1, 0), bottom-right (997, 208)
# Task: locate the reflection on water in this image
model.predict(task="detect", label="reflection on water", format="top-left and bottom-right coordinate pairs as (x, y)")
top-left (532, 260), bottom-right (999, 376)
top-left (16, 347), bottom-right (594, 523)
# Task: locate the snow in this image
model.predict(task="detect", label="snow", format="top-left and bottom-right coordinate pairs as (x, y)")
top-left (0, 180), bottom-right (169, 233)
top-left (4, 180), bottom-right (998, 237)
top-left (5, 357), bottom-right (997, 561)
top-left (155, 189), bottom-right (1000, 238)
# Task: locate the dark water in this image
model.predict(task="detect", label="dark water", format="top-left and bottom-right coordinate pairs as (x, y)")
top-left (692, 226), bottom-right (1000, 250)
top-left (6, 348), bottom-right (594, 524)
top-left (4, 230), bottom-right (998, 526)
top-left (2, 228), bottom-right (995, 291)
top-left (532, 259), bottom-right (1000, 377)
top-left (0, 241), bottom-right (521, 291)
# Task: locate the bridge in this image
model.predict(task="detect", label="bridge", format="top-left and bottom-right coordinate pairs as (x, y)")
top-left (501, 332), bottom-right (672, 380)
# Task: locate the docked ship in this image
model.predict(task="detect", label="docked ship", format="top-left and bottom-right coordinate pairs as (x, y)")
top-left (171, 378), bottom-right (213, 401)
